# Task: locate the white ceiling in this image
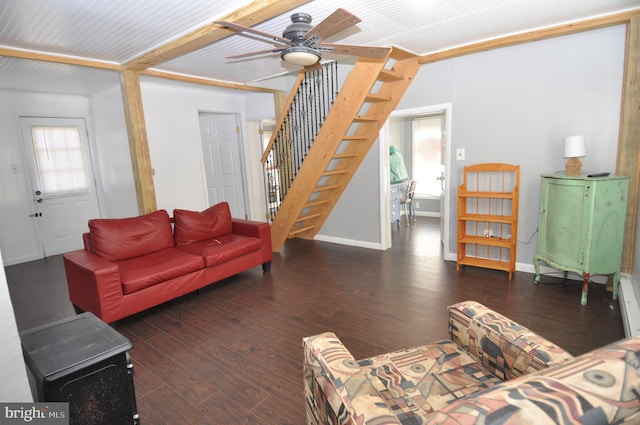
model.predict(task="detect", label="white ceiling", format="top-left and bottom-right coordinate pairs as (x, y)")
top-left (0, 0), bottom-right (638, 94)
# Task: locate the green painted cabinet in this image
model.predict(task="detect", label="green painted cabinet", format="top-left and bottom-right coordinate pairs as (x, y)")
top-left (534, 174), bottom-right (629, 305)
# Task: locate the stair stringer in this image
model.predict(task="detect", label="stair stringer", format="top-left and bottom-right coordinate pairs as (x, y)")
top-left (270, 48), bottom-right (420, 251)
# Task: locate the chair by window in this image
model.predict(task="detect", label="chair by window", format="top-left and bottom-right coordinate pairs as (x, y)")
top-left (400, 180), bottom-right (417, 226)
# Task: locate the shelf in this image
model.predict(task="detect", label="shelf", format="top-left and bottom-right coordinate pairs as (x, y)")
top-left (458, 213), bottom-right (513, 224)
top-left (457, 163), bottom-right (520, 279)
top-left (458, 191), bottom-right (514, 199)
top-left (457, 256), bottom-right (512, 273)
top-left (458, 235), bottom-right (512, 248)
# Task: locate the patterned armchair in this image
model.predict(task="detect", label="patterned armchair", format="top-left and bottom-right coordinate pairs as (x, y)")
top-left (303, 300), bottom-right (640, 424)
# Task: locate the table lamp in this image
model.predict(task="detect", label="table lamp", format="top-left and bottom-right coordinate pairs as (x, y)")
top-left (563, 135), bottom-right (586, 176)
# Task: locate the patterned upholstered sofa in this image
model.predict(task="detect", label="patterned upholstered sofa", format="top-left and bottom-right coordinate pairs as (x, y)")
top-left (303, 300), bottom-right (640, 424)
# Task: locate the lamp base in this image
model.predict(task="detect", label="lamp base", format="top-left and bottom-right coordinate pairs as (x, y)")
top-left (566, 157), bottom-right (582, 176)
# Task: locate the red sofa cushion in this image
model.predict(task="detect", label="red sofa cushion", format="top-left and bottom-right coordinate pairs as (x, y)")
top-left (176, 233), bottom-right (263, 267)
top-left (173, 202), bottom-right (233, 246)
top-left (89, 210), bottom-right (174, 262)
top-left (117, 247), bottom-right (205, 294)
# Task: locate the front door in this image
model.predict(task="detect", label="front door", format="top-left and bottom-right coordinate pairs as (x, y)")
top-left (199, 113), bottom-right (247, 218)
top-left (20, 117), bottom-right (101, 256)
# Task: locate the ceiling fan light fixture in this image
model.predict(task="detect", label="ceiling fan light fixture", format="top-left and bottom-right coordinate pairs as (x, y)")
top-left (281, 46), bottom-right (321, 66)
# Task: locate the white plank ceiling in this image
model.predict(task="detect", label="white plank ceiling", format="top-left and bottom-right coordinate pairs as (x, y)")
top-left (0, 0), bottom-right (638, 94)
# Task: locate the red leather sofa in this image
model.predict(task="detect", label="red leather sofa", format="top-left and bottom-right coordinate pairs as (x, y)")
top-left (63, 202), bottom-right (272, 323)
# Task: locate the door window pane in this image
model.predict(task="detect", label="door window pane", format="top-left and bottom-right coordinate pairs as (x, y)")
top-left (412, 115), bottom-right (444, 197)
top-left (30, 126), bottom-right (89, 196)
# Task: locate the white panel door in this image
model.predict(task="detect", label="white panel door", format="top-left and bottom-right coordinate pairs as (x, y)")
top-left (20, 117), bottom-right (101, 256)
top-left (199, 113), bottom-right (246, 218)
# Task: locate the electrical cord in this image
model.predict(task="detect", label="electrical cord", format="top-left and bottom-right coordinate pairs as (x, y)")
top-left (517, 227), bottom-right (538, 245)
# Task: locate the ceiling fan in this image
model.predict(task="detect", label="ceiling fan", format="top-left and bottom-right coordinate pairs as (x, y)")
top-left (215, 8), bottom-right (389, 67)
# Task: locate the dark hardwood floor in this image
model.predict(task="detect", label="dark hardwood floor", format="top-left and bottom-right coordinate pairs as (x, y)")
top-left (5, 217), bottom-right (625, 424)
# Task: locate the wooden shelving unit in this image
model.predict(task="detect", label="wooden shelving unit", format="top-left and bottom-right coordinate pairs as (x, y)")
top-left (457, 163), bottom-right (520, 279)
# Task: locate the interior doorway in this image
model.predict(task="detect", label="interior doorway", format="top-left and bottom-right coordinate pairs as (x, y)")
top-left (380, 103), bottom-right (453, 260)
top-left (198, 112), bottom-right (248, 218)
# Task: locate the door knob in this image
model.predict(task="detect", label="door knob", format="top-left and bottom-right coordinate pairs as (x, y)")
top-left (36, 197), bottom-right (43, 203)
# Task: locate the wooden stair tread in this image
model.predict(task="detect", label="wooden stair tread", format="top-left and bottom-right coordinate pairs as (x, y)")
top-left (365, 93), bottom-right (391, 103)
top-left (304, 200), bottom-right (330, 208)
top-left (377, 68), bottom-right (403, 82)
top-left (297, 213), bottom-right (322, 222)
top-left (323, 169), bottom-right (349, 176)
top-left (353, 115), bottom-right (378, 122)
top-left (288, 225), bottom-right (315, 237)
top-left (314, 184), bottom-right (340, 192)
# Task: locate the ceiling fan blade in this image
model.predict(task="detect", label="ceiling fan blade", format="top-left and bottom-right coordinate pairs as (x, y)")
top-left (226, 48), bottom-right (284, 60)
top-left (305, 8), bottom-right (361, 41)
top-left (321, 43), bottom-right (391, 58)
top-left (215, 20), bottom-right (291, 45)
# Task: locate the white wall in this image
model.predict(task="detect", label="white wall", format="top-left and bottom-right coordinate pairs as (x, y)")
top-left (139, 79), bottom-right (275, 215)
top-left (318, 26), bottom-right (626, 255)
top-left (319, 139), bottom-right (382, 247)
top-left (397, 25), bottom-right (626, 269)
top-left (0, 90), bottom-right (96, 265)
top-left (0, 248), bottom-right (33, 401)
top-left (90, 84), bottom-right (138, 219)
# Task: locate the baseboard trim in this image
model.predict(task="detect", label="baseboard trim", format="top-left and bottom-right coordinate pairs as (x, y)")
top-left (619, 275), bottom-right (639, 337)
top-left (414, 211), bottom-right (440, 218)
top-left (313, 235), bottom-right (383, 251)
top-left (2, 254), bottom-right (42, 267)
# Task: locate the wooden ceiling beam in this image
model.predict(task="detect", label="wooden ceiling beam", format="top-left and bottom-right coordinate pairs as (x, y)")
top-left (0, 47), bottom-right (120, 70)
top-left (419, 9), bottom-right (640, 64)
top-left (140, 69), bottom-right (281, 93)
top-left (123, 0), bottom-right (312, 71)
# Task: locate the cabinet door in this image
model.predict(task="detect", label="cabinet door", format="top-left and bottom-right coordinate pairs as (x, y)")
top-left (538, 178), bottom-right (589, 270)
top-left (588, 179), bottom-right (629, 273)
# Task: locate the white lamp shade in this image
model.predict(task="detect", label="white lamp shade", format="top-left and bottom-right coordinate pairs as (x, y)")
top-left (563, 135), bottom-right (586, 158)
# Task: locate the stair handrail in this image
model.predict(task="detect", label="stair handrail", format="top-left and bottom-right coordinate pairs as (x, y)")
top-left (260, 62), bottom-right (339, 221)
top-left (260, 70), bottom-right (306, 164)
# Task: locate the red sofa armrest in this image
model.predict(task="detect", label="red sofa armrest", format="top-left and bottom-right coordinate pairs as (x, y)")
top-left (232, 219), bottom-right (273, 265)
top-left (63, 250), bottom-right (124, 323)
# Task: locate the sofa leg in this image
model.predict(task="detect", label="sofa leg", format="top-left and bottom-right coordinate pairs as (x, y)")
top-left (262, 261), bottom-right (272, 272)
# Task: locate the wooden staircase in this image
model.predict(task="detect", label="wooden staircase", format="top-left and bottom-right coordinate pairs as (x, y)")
top-left (270, 47), bottom-right (420, 251)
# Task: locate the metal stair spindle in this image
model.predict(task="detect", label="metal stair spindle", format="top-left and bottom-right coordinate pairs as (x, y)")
top-left (261, 62), bottom-right (338, 222)
top-left (267, 47), bottom-right (421, 251)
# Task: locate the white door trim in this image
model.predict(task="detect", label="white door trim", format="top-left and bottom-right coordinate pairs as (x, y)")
top-left (380, 103), bottom-right (454, 260)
